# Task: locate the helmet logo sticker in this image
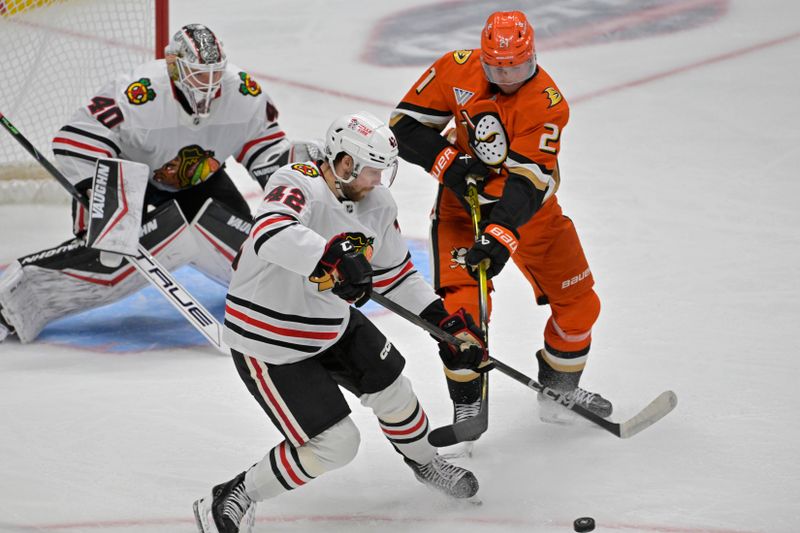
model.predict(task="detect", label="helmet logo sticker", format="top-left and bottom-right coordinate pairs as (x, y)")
top-left (544, 87), bottom-right (563, 107)
top-left (347, 118), bottom-right (373, 137)
top-left (452, 50), bottom-right (473, 64)
top-left (238, 72), bottom-right (262, 97)
top-left (125, 78), bottom-right (156, 105)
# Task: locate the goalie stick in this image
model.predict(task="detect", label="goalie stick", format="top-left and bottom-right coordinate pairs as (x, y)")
top-left (0, 113), bottom-right (224, 352)
top-left (370, 292), bottom-right (677, 440)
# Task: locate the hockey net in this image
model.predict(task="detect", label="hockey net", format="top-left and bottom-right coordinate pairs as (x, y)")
top-left (0, 0), bottom-right (168, 204)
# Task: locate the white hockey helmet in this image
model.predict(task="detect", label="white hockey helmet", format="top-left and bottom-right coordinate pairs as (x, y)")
top-left (165, 24), bottom-right (227, 118)
top-left (324, 111), bottom-right (399, 187)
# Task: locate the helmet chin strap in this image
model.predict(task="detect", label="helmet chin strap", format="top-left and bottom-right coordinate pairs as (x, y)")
top-left (327, 157), bottom-right (359, 199)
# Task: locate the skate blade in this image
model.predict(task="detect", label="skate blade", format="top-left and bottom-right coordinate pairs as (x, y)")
top-left (192, 498), bottom-right (212, 533)
top-left (441, 441), bottom-right (474, 460)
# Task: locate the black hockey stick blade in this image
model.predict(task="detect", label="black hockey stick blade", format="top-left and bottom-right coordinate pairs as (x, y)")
top-left (428, 372), bottom-right (489, 447)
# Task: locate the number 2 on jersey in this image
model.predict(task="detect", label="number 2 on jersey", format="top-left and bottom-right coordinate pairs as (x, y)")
top-left (539, 123), bottom-right (560, 154)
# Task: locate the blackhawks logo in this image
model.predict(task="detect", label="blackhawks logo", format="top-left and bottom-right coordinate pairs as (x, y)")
top-left (125, 78), bottom-right (156, 105)
top-left (238, 72), bottom-right (262, 96)
top-left (309, 233), bottom-right (374, 291)
top-left (153, 145), bottom-right (221, 190)
top-left (291, 163), bottom-right (319, 177)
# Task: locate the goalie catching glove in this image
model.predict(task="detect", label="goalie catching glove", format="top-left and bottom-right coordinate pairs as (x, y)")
top-left (420, 301), bottom-right (492, 372)
top-left (311, 233), bottom-right (373, 307)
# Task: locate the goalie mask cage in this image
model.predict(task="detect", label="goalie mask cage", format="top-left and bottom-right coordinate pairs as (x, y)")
top-left (0, 0), bottom-right (168, 204)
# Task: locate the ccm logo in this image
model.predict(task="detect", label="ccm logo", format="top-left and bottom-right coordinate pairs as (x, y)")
top-left (431, 146), bottom-right (457, 180)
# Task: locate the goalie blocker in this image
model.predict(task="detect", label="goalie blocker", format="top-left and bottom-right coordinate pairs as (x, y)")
top-left (0, 197), bottom-right (251, 344)
top-left (86, 158), bottom-right (148, 264)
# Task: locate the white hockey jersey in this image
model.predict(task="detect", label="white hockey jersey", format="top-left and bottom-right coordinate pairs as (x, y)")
top-left (224, 162), bottom-right (439, 365)
top-left (52, 59), bottom-right (289, 192)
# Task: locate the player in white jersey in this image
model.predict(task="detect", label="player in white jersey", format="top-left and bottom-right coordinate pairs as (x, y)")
top-left (0, 24), bottom-right (316, 344)
top-left (193, 112), bottom-right (493, 533)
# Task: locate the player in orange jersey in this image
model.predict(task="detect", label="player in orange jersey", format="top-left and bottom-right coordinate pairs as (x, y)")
top-left (390, 11), bottom-right (612, 432)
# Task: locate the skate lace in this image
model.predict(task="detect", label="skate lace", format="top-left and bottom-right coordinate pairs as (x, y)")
top-left (569, 387), bottom-right (597, 407)
top-left (222, 482), bottom-right (252, 526)
top-left (454, 400), bottom-right (481, 423)
top-left (419, 455), bottom-right (466, 491)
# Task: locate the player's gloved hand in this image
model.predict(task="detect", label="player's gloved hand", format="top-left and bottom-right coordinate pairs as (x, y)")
top-left (313, 234), bottom-right (373, 307)
top-left (437, 308), bottom-right (493, 373)
top-left (465, 222), bottom-right (519, 280)
top-left (433, 147), bottom-right (489, 202)
top-left (70, 178), bottom-right (93, 238)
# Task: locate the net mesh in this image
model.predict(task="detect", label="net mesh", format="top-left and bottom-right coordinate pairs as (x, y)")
top-left (0, 0), bottom-right (157, 203)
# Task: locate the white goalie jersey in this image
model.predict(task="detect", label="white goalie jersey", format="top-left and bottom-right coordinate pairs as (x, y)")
top-left (224, 162), bottom-right (439, 365)
top-left (52, 59), bottom-right (289, 192)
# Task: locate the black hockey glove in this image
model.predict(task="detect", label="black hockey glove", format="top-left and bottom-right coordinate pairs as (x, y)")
top-left (465, 223), bottom-right (519, 280)
top-left (420, 300), bottom-right (492, 372)
top-left (437, 308), bottom-right (492, 373)
top-left (313, 234), bottom-right (373, 307)
top-left (434, 147), bottom-right (489, 205)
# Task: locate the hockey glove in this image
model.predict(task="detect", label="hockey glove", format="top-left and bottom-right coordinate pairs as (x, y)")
top-left (431, 147), bottom-right (489, 205)
top-left (465, 223), bottom-right (519, 280)
top-left (438, 308), bottom-right (492, 373)
top-left (313, 234), bottom-right (373, 307)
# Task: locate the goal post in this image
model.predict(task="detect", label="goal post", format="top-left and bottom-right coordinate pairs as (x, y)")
top-left (0, 0), bottom-right (169, 203)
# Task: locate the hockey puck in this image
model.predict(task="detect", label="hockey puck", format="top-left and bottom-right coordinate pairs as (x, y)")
top-left (573, 516), bottom-right (595, 532)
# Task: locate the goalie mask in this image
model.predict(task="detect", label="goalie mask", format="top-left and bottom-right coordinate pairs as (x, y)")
top-left (324, 111), bottom-right (399, 188)
top-left (165, 24), bottom-right (227, 118)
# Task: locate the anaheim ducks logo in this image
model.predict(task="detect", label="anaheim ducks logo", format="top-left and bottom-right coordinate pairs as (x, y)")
top-left (238, 72), bottom-right (262, 96)
top-left (450, 246), bottom-right (468, 269)
top-left (453, 50), bottom-right (473, 64)
top-left (125, 78), bottom-right (156, 105)
top-left (460, 109), bottom-right (509, 168)
top-left (291, 163), bottom-right (319, 177)
top-left (543, 87), bottom-right (563, 108)
top-left (309, 233), bottom-right (374, 291)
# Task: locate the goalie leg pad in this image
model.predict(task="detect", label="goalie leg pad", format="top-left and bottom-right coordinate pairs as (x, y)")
top-left (361, 375), bottom-right (435, 465)
top-left (188, 198), bottom-right (251, 286)
top-left (0, 201), bottom-right (196, 343)
top-left (244, 417), bottom-right (360, 501)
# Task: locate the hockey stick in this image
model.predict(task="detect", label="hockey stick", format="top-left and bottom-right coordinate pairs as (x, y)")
top-left (370, 292), bottom-right (677, 439)
top-left (0, 113), bottom-right (224, 352)
top-left (427, 179), bottom-right (490, 448)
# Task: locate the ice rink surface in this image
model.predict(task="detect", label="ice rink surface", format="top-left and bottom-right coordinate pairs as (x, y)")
top-left (1, 1), bottom-right (799, 531)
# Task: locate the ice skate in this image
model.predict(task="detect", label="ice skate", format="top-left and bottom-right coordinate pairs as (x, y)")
top-left (538, 386), bottom-right (613, 424)
top-left (440, 399), bottom-right (481, 458)
top-left (193, 472), bottom-right (256, 533)
top-left (405, 454), bottom-right (479, 498)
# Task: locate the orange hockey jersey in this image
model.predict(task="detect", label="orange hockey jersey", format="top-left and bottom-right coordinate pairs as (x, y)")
top-left (391, 48), bottom-right (569, 224)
